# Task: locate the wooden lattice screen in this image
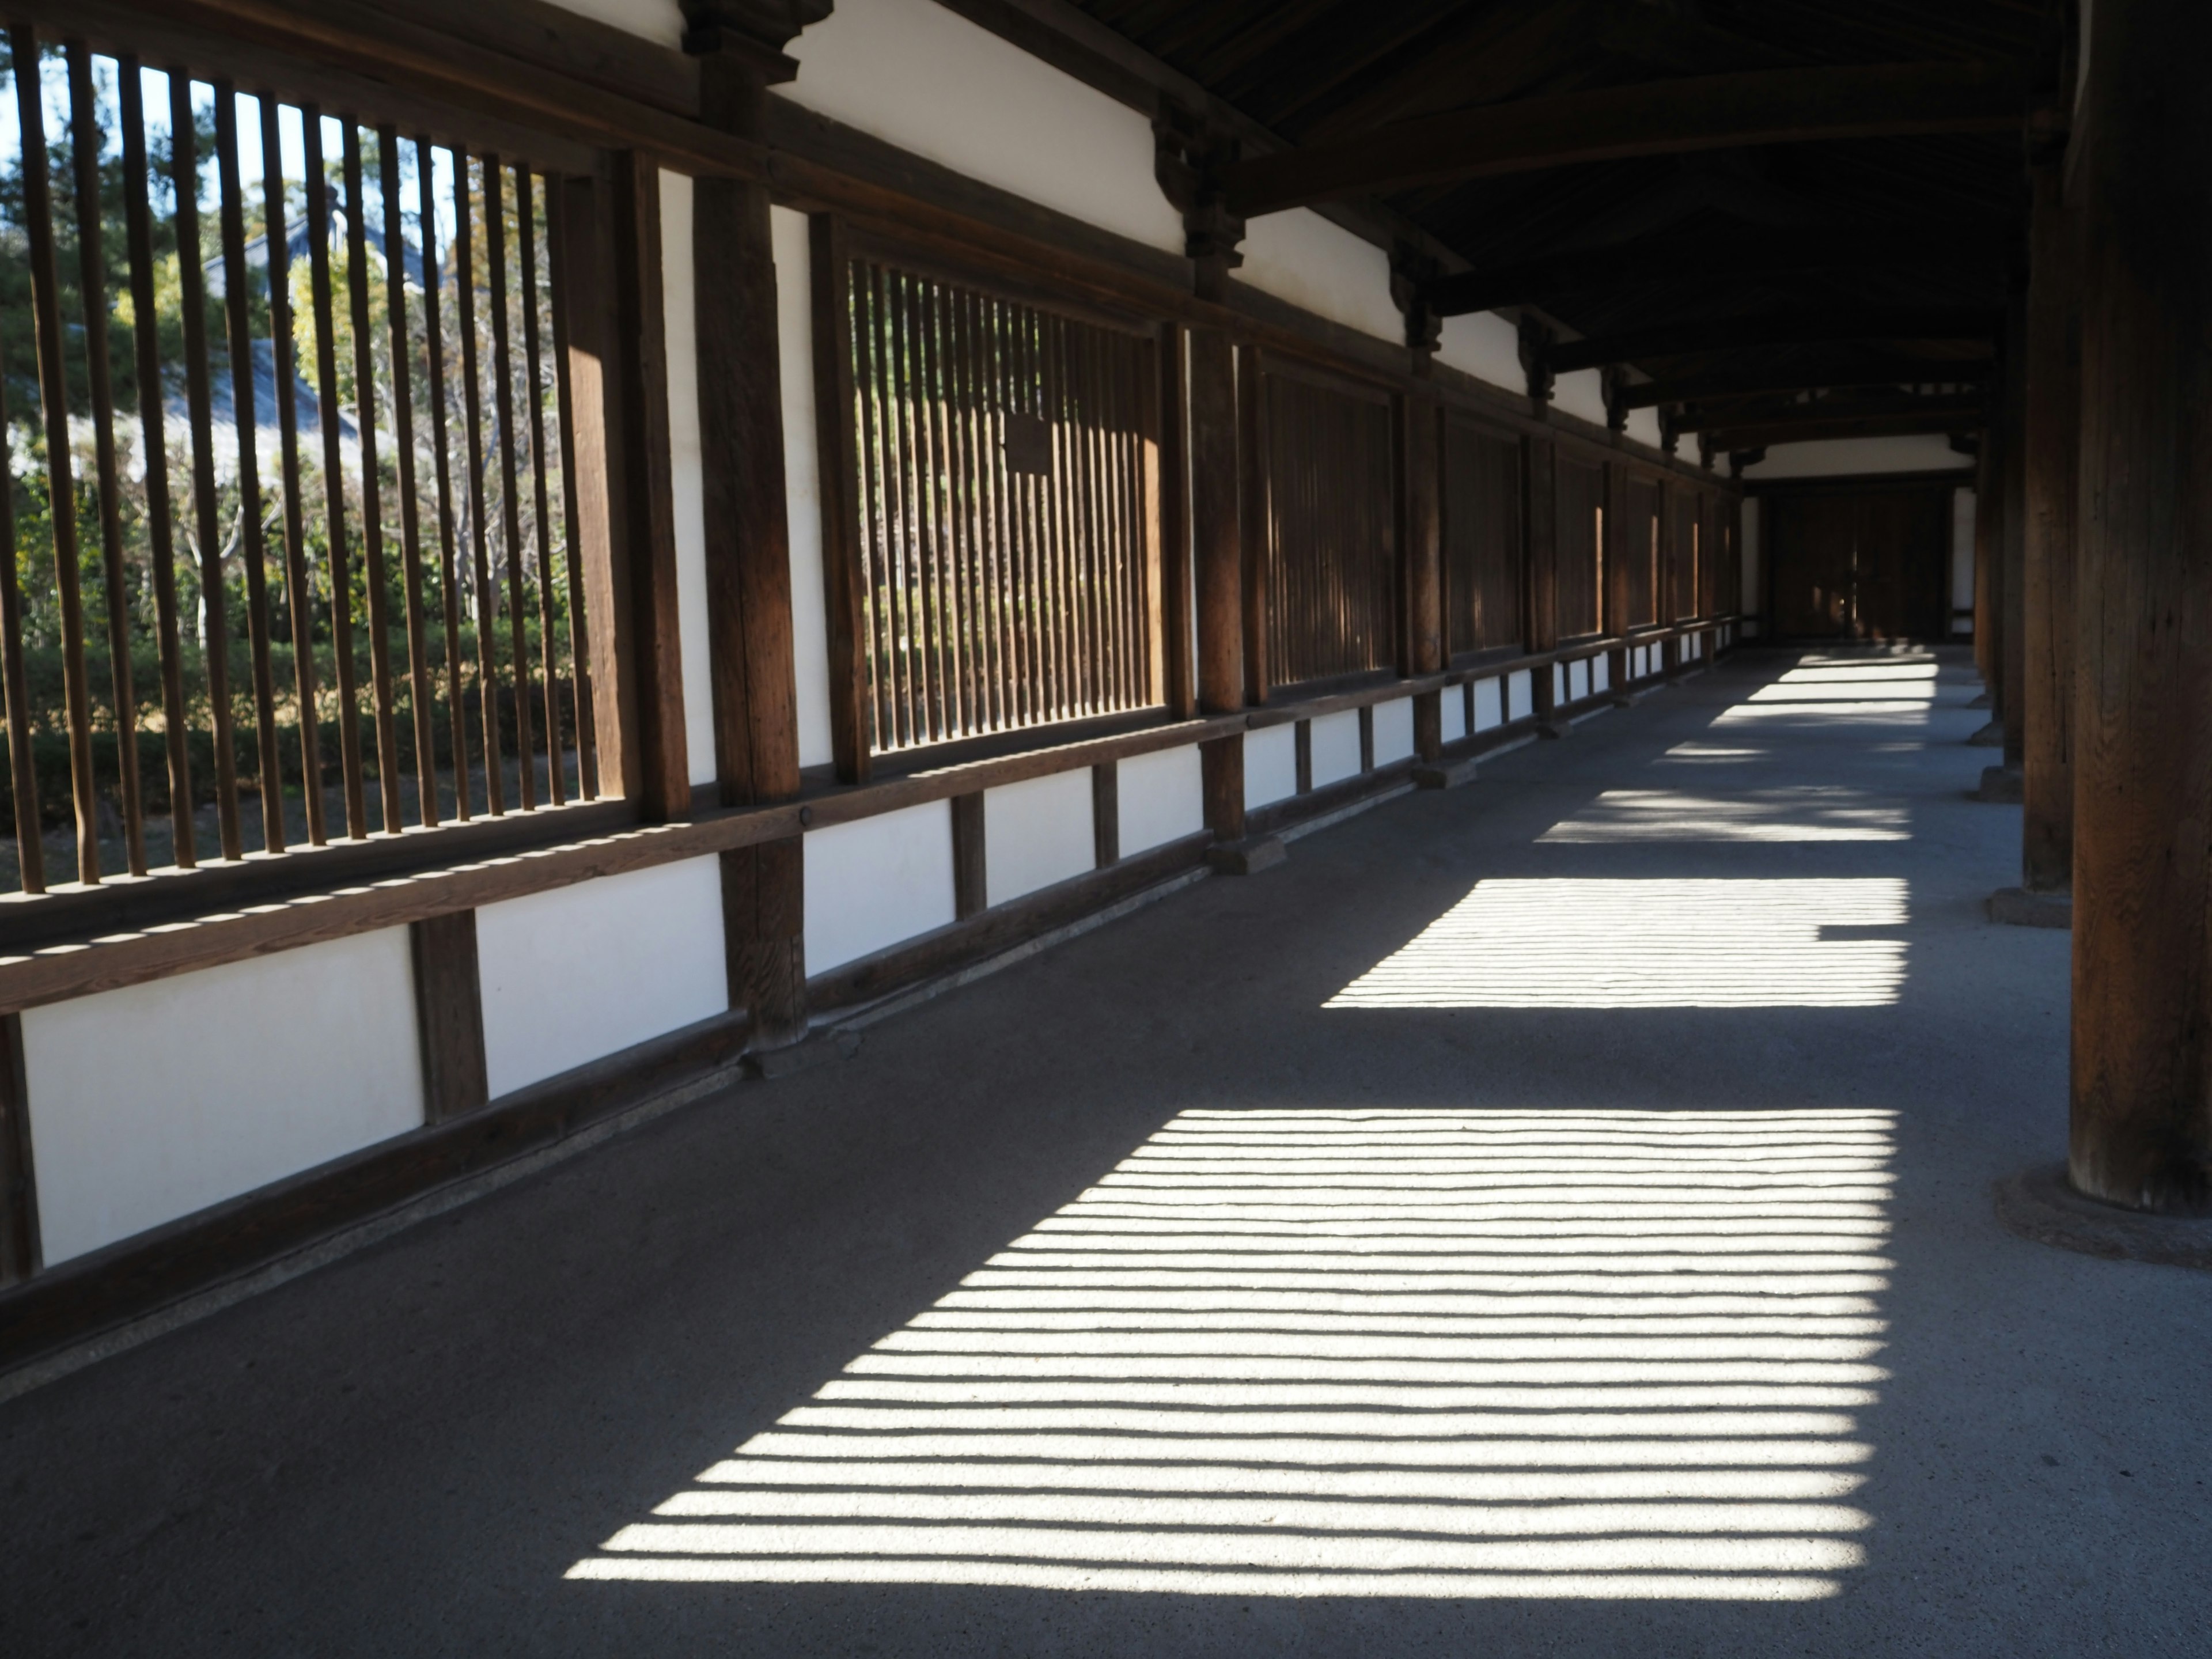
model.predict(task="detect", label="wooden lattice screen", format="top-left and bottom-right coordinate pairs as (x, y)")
top-left (1622, 478), bottom-right (1661, 629)
top-left (0, 30), bottom-right (596, 897)
top-left (847, 259), bottom-right (1161, 755)
top-left (1441, 418), bottom-right (1521, 656)
top-left (1261, 369), bottom-right (1396, 689)
top-left (1555, 456), bottom-right (1604, 638)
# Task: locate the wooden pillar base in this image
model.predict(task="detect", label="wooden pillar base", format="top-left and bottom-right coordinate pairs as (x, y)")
top-left (722, 838), bottom-right (807, 1052)
top-left (1987, 887), bottom-right (2073, 929)
top-left (1997, 1165), bottom-right (2212, 1262)
top-left (1967, 719), bottom-right (2003, 747)
top-left (1205, 835), bottom-right (1286, 876)
top-left (1412, 757), bottom-right (1478, 790)
top-left (1976, 766), bottom-right (2024, 804)
top-left (1200, 733), bottom-right (1246, 845)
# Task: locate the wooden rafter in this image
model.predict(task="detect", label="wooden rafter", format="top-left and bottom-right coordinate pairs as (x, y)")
top-left (1546, 308), bottom-right (2001, 373)
top-left (1618, 357), bottom-right (1994, 411)
top-left (1707, 410), bottom-right (1984, 450)
top-left (1674, 390), bottom-right (1985, 435)
top-left (1219, 61), bottom-right (2033, 216)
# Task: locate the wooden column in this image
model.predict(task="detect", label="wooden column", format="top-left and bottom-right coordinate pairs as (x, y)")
top-left (2069, 0), bottom-right (2212, 1212)
top-left (1999, 286), bottom-right (2030, 771)
top-left (1399, 388), bottom-right (1443, 759)
top-left (411, 912), bottom-right (488, 1122)
top-left (1157, 324), bottom-right (1195, 719)
top-left (0, 1013), bottom-right (37, 1286)
top-left (1657, 481), bottom-right (1680, 675)
top-left (688, 21), bottom-right (812, 1050)
top-left (1524, 432), bottom-right (1558, 672)
top-left (1191, 324), bottom-right (1247, 843)
top-left (2020, 144), bottom-right (2081, 894)
top-left (607, 153), bottom-right (692, 819)
top-left (1237, 343), bottom-right (1271, 707)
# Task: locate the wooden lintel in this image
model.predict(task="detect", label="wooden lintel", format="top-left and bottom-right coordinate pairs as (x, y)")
top-left (1675, 392), bottom-right (1986, 435)
top-left (1221, 62), bottom-right (2032, 217)
top-left (1703, 411), bottom-right (1985, 449)
top-left (1547, 309), bottom-right (2002, 374)
top-left (1620, 357), bottom-right (1996, 411)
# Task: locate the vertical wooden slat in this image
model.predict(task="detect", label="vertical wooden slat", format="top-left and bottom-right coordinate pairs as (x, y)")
top-left (852, 264), bottom-right (892, 750)
top-left (16, 31), bottom-right (103, 885)
top-left (482, 152), bottom-right (533, 814)
top-left (0, 334), bottom-right (42, 892)
top-left (379, 127), bottom-right (440, 826)
top-left (0, 1012), bottom-right (38, 1286)
top-left (951, 789), bottom-right (986, 918)
top-left (1092, 760), bottom-right (1119, 867)
top-left (517, 166), bottom-right (564, 806)
top-left (215, 81), bottom-right (284, 855)
top-left (811, 215), bottom-right (869, 783)
top-left (545, 179), bottom-right (597, 800)
top-left (1156, 324), bottom-right (1191, 719)
top-left (454, 151), bottom-right (507, 814)
top-left (67, 44), bottom-right (147, 874)
top-left (423, 142), bottom-right (473, 819)
top-left (342, 124), bottom-right (401, 831)
top-left (302, 108), bottom-right (365, 838)
top-left (1190, 326), bottom-right (1242, 717)
top-left (261, 93), bottom-right (325, 847)
top-left (411, 910), bottom-right (488, 1123)
top-left (120, 61), bottom-right (194, 869)
top-left (607, 154), bottom-right (691, 817)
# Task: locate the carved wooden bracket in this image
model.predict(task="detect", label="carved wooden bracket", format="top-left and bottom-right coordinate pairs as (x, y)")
top-left (1155, 97), bottom-right (1247, 301)
top-left (1601, 365), bottom-right (1632, 434)
top-left (1389, 244), bottom-right (1445, 365)
top-left (1517, 315), bottom-right (1555, 411)
top-left (681, 0), bottom-right (834, 128)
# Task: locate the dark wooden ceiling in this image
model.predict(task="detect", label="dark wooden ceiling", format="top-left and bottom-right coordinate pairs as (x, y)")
top-left (1074, 0), bottom-right (2059, 397)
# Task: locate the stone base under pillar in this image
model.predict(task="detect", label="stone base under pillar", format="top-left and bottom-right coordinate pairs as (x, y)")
top-left (1975, 766), bottom-right (2022, 802)
top-left (1968, 719), bottom-right (2004, 746)
top-left (1411, 758), bottom-right (1478, 790)
top-left (1205, 835), bottom-right (1287, 876)
top-left (1967, 691), bottom-right (1992, 709)
top-left (746, 1025), bottom-right (863, 1080)
top-left (1535, 717), bottom-right (1574, 740)
top-left (1987, 886), bottom-right (2071, 928)
top-left (1994, 1165), bottom-right (2212, 1270)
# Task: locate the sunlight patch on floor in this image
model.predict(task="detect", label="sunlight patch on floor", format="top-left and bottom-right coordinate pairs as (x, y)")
top-left (568, 1108), bottom-right (1895, 1600)
top-left (1538, 790), bottom-right (1907, 843)
top-left (1324, 880), bottom-right (1906, 1009)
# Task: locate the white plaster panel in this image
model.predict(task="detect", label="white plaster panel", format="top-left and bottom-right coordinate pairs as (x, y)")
top-left (1310, 710), bottom-right (1362, 786)
top-left (774, 206), bottom-right (836, 771)
top-left (1437, 312), bottom-right (1525, 397)
top-left (1952, 488), bottom-right (1978, 612)
top-left (539, 0), bottom-right (682, 47)
top-left (1118, 744), bottom-right (1205, 856)
top-left (22, 929), bottom-right (424, 1265)
top-left (1568, 659), bottom-right (1589, 701)
top-left (1685, 632), bottom-right (1702, 660)
top-left (1624, 407), bottom-right (1664, 450)
top-left (781, 0), bottom-right (1183, 255)
top-left (660, 170), bottom-right (716, 787)
top-left (1552, 369), bottom-right (1609, 430)
top-left (1372, 697), bottom-right (1415, 766)
top-left (478, 857), bottom-right (728, 1099)
top-left (804, 801), bottom-right (957, 972)
top-left (1238, 210), bottom-right (1402, 343)
top-left (1506, 669), bottom-right (1532, 720)
top-left (1244, 724), bottom-right (1298, 809)
top-left (1472, 678), bottom-right (1502, 732)
top-left (1442, 688), bottom-right (1467, 743)
top-left (1742, 436), bottom-right (1971, 480)
top-left (1592, 654), bottom-right (1610, 694)
top-left (984, 769), bottom-right (1096, 908)
top-left (1551, 663), bottom-right (1567, 706)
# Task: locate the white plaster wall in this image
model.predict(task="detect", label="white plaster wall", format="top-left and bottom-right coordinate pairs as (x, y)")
top-left (1592, 654), bottom-right (1610, 694)
top-left (804, 800), bottom-right (957, 972)
top-left (1473, 677), bottom-right (1503, 731)
top-left (1952, 488), bottom-right (1977, 615)
top-left (539, 0), bottom-right (681, 47)
top-left (1551, 663), bottom-right (1567, 706)
top-left (478, 857), bottom-right (728, 1099)
top-left (985, 769), bottom-right (1095, 907)
top-left (1372, 697), bottom-right (1415, 766)
top-left (1118, 744), bottom-right (1204, 855)
top-left (1245, 725), bottom-right (1298, 809)
top-left (773, 206), bottom-right (836, 769)
top-left (1437, 312), bottom-right (1525, 397)
top-left (1742, 435), bottom-right (1971, 480)
top-left (660, 170), bottom-right (716, 787)
top-left (1442, 688), bottom-right (1467, 743)
top-left (22, 929), bottom-right (424, 1265)
top-left (781, 0), bottom-right (1183, 256)
top-left (1624, 408), bottom-right (1664, 450)
top-left (1568, 659), bottom-right (1589, 701)
top-left (1552, 369), bottom-right (1610, 431)
top-left (1506, 668), bottom-right (1532, 720)
top-left (1310, 710), bottom-right (1362, 786)
top-left (1238, 211), bottom-right (1402, 344)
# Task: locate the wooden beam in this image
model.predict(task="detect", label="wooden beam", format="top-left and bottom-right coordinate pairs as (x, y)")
top-left (1425, 222), bottom-right (2009, 317)
top-left (1221, 62), bottom-right (2032, 216)
top-left (2068, 0), bottom-right (2212, 1212)
top-left (2018, 147), bottom-right (2080, 896)
top-left (1700, 411), bottom-right (1986, 450)
top-left (1621, 357), bottom-right (1995, 411)
top-left (0, 1013), bottom-right (36, 1286)
top-left (1547, 309), bottom-right (2001, 374)
top-left (1673, 391), bottom-right (1985, 434)
top-left (410, 910), bottom-right (488, 1124)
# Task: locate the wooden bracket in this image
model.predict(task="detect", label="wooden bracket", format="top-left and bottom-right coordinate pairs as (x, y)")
top-left (1154, 97), bottom-right (1246, 301)
top-left (1518, 315), bottom-right (1555, 411)
top-left (1389, 243), bottom-right (1444, 366)
top-left (1601, 364), bottom-right (1631, 434)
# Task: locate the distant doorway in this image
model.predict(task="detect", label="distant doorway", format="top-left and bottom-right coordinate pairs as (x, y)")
top-left (1767, 489), bottom-right (1949, 640)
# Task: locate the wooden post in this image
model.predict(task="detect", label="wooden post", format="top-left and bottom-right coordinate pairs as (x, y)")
top-left (2019, 143), bottom-right (2080, 895)
top-left (411, 912), bottom-right (488, 1122)
top-left (1399, 387), bottom-right (1444, 762)
top-left (0, 1013), bottom-right (37, 1286)
top-left (606, 153), bottom-right (692, 819)
top-left (2069, 0), bottom-right (2212, 1212)
top-left (1971, 395), bottom-right (2007, 743)
top-left (1157, 324), bottom-right (1195, 720)
top-left (1525, 433), bottom-right (1559, 685)
top-left (1092, 762), bottom-right (1119, 866)
top-left (1999, 285), bottom-right (2030, 771)
top-left (688, 22), bottom-right (812, 1050)
top-left (951, 791), bottom-right (987, 919)
top-left (1190, 324), bottom-right (1254, 851)
top-left (1237, 343), bottom-right (1271, 707)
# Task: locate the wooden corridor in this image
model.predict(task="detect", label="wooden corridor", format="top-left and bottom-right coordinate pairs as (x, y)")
top-left (5, 646), bottom-right (2204, 1654)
